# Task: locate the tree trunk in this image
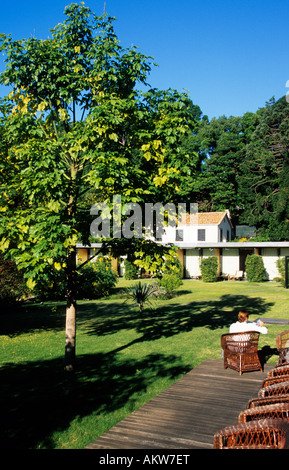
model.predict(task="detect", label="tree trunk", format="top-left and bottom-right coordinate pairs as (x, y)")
top-left (64, 246), bottom-right (77, 371)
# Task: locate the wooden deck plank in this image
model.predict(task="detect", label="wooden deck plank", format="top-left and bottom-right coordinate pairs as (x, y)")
top-left (85, 358), bottom-right (274, 449)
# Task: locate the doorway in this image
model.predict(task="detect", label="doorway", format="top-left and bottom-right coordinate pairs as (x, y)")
top-left (239, 248), bottom-right (254, 272)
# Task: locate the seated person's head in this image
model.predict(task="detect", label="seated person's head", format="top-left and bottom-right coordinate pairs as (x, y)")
top-left (238, 311), bottom-right (249, 323)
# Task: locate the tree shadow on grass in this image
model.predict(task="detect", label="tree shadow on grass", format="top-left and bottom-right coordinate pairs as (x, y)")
top-left (82, 294), bottom-right (274, 343)
top-left (59, 293), bottom-right (275, 365)
top-left (1, 293), bottom-right (274, 342)
top-left (0, 293), bottom-right (276, 448)
top-left (0, 302), bottom-right (66, 337)
top-left (0, 351), bottom-right (189, 449)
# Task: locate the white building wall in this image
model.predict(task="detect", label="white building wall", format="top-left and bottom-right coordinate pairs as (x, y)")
top-left (260, 248), bottom-right (289, 280)
top-left (184, 249), bottom-right (200, 277)
top-left (161, 217), bottom-right (232, 244)
top-left (204, 226), bottom-right (219, 243)
top-left (222, 248), bottom-right (239, 276)
top-left (183, 247), bottom-right (289, 281)
top-left (261, 248), bottom-right (279, 280)
top-left (161, 225), bottom-right (179, 244)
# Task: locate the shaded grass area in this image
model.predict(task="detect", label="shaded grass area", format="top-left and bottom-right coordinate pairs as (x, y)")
top-left (0, 280), bottom-right (288, 448)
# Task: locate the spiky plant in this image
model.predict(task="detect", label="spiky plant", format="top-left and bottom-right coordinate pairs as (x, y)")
top-left (126, 281), bottom-right (158, 316)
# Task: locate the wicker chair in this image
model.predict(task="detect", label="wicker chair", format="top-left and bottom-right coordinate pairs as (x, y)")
top-left (213, 419), bottom-right (289, 449)
top-left (238, 403), bottom-right (289, 423)
top-left (276, 330), bottom-right (289, 367)
top-left (267, 364), bottom-right (289, 378)
top-left (258, 380), bottom-right (289, 398)
top-left (261, 375), bottom-right (289, 389)
top-left (221, 331), bottom-right (262, 375)
top-left (247, 395), bottom-right (289, 409)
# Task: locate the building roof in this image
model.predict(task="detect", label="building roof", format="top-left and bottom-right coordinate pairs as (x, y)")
top-left (77, 241), bottom-right (289, 249)
top-left (179, 211), bottom-right (232, 227)
top-left (166, 241), bottom-right (289, 249)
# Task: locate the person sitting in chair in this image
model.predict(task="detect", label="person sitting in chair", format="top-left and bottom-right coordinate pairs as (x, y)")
top-left (229, 310), bottom-right (268, 334)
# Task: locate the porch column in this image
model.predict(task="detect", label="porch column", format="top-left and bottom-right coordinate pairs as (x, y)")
top-left (110, 256), bottom-right (119, 274)
top-left (77, 248), bottom-right (89, 263)
top-left (177, 249), bottom-right (185, 279)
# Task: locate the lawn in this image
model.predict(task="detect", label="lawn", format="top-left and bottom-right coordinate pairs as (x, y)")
top-left (1, 278), bottom-right (288, 449)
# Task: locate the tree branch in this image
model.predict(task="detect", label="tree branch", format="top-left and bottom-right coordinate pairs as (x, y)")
top-left (76, 247), bottom-right (102, 270)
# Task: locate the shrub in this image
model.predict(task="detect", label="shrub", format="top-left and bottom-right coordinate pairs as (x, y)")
top-left (0, 254), bottom-right (28, 307)
top-left (77, 258), bottom-right (118, 299)
top-left (150, 280), bottom-right (167, 298)
top-left (161, 254), bottom-right (183, 279)
top-left (245, 254), bottom-right (267, 282)
top-left (276, 257), bottom-right (289, 287)
top-left (33, 266), bottom-right (67, 301)
top-left (34, 258), bottom-right (118, 300)
top-left (200, 256), bottom-right (218, 282)
top-left (124, 260), bottom-right (138, 279)
top-left (158, 274), bottom-right (183, 297)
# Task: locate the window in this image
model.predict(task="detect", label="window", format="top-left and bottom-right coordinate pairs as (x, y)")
top-left (176, 229), bottom-right (183, 241)
top-left (198, 229), bottom-right (205, 241)
top-left (220, 229), bottom-right (223, 242)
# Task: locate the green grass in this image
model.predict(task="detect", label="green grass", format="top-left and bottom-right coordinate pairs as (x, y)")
top-left (1, 279), bottom-right (289, 449)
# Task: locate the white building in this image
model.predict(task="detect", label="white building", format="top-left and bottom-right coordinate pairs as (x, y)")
top-left (160, 211), bottom-right (289, 280)
top-left (174, 241), bottom-right (289, 281)
top-left (162, 211), bottom-right (233, 244)
top-left (77, 210), bottom-right (289, 281)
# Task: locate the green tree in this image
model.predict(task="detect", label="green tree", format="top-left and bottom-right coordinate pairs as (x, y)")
top-left (139, 89), bottom-right (203, 203)
top-left (0, 3), bottom-right (201, 370)
top-left (195, 113), bottom-right (260, 223)
top-left (239, 97), bottom-right (289, 240)
top-left (0, 254), bottom-right (28, 307)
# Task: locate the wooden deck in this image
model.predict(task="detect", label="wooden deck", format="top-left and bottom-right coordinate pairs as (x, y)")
top-left (86, 358), bottom-right (274, 449)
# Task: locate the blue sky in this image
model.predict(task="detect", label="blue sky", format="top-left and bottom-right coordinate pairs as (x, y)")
top-left (0, 0), bottom-right (288, 120)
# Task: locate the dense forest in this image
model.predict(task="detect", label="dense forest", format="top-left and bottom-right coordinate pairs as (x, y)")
top-left (186, 95), bottom-right (289, 241)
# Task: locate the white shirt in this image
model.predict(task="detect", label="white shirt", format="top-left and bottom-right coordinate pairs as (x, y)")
top-left (229, 321), bottom-right (268, 335)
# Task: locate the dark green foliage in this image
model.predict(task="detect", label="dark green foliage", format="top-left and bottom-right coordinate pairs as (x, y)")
top-left (35, 259), bottom-right (118, 300)
top-left (33, 266), bottom-right (68, 301)
top-left (195, 114), bottom-right (259, 219)
top-left (124, 260), bottom-right (138, 280)
top-left (200, 256), bottom-right (218, 282)
top-left (0, 254), bottom-right (28, 307)
top-left (77, 259), bottom-right (118, 299)
top-left (245, 254), bottom-right (267, 282)
top-left (239, 97), bottom-right (289, 240)
top-left (190, 97), bottom-right (289, 239)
